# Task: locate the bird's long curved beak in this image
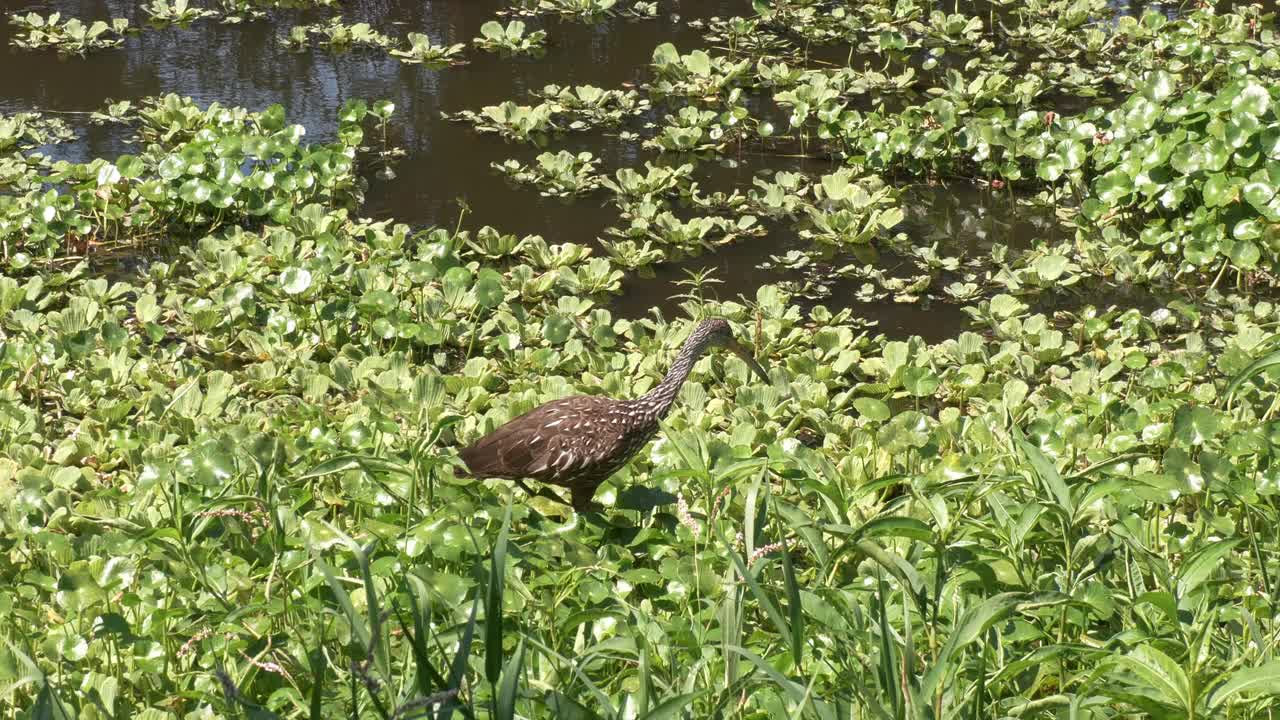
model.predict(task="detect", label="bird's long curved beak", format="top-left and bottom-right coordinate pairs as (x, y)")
top-left (728, 339), bottom-right (770, 383)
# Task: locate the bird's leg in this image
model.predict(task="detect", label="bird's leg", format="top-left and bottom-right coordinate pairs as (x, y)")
top-left (513, 478), bottom-right (571, 507)
top-left (571, 485), bottom-right (604, 514)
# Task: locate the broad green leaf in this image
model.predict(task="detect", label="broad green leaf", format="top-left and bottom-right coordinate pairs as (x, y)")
top-left (1209, 660), bottom-right (1280, 709)
top-left (1233, 81), bottom-right (1271, 117)
top-left (280, 267), bottom-right (312, 295)
top-left (1177, 539), bottom-right (1240, 597)
top-left (1111, 645), bottom-right (1191, 711)
top-left (853, 397), bottom-right (891, 421)
top-left (920, 593), bottom-right (1037, 698)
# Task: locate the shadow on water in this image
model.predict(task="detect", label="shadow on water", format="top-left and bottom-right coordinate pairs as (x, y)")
top-left (0, 0), bottom-right (1210, 339)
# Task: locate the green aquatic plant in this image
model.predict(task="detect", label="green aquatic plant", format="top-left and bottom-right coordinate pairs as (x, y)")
top-left (625, 1), bottom-right (657, 19)
top-left (799, 169), bottom-right (904, 247)
top-left (144, 0), bottom-right (217, 25)
top-left (283, 16), bottom-right (392, 50)
top-left (389, 32), bottom-right (466, 66)
top-left (598, 162), bottom-right (696, 210)
top-left (493, 150), bottom-right (601, 197)
top-left (446, 101), bottom-right (556, 142)
top-left (0, 97), bottom-right (372, 259)
top-left (645, 105), bottom-right (731, 154)
top-left (1075, 69), bottom-right (1280, 278)
top-left (0, 112), bottom-right (74, 151)
top-left (10, 3), bottom-right (1280, 717)
top-left (473, 19), bottom-right (546, 55)
top-left (214, 0), bottom-right (340, 22)
top-left (650, 42), bottom-right (752, 98)
top-left (8, 12), bottom-right (130, 55)
top-left (451, 84), bottom-right (646, 144)
top-left (10, 208), bottom-right (1280, 715)
top-left (539, 0), bottom-right (619, 18)
top-left (600, 238), bottom-right (665, 269)
top-left (505, 0), bottom-right (621, 19)
top-left (532, 83), bottom-right (650, 127)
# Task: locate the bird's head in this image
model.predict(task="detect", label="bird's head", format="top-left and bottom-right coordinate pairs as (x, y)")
top-left (693, 317), bottom-right (770, 383)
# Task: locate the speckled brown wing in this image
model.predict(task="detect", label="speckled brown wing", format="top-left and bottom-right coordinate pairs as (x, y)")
top-left (459, 395), bottom-right (624, 487)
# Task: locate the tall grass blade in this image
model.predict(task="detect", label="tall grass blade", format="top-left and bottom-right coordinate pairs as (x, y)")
top-left (919, 593), bottom-right (1032, 698)
top-left (875, 576), bottom-right (901, 720)
top-left (313, 553), bottom-right (372, 652)
top-left (1015, 438), bottom-right (1072, 514)
top-left (495, 637), bottom-right (525, 720)
top-left (1225, 349), bottom-right (1280, 401)
top-left (309, 630), bottom-right (326, 720)
top-left (438, 596), bottom-right (479, 720)
top-left (781, 544), bottom-right (803, 666)
top-left (713, 523), bottom-right (792, 664)
top-left (486, 503), bottom-right (512, 686)
top-left (725, 645), bottom-right (835, 720)
top-left (637, 691), bottom-right (702, 720)
top-left (637, 642), bottom-right (652, 717)
top-left (1176, 538), bottom-right (1240, 598)
top-left (356, 541), bottom-right (391, 678)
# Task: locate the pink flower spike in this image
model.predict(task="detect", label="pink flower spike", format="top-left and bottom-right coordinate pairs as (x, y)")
top-left (676, 493), bottom-right (701, 534)
top-left (178, 628), bottom-right (212, 658)
top-left (709, 486), bottom-right (731, 520)
top-left (241, 651), bottom-right (287, 677)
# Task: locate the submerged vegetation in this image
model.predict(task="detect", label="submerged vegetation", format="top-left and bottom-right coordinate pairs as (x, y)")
top-left (5, 1), bottom-right (1280, 719)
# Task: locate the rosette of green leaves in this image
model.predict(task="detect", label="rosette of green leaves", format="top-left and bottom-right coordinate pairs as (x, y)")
top-left (9, 12), bottom-right (130, 55)
top-left (390, 32), bottom-right (466, 66)
top-left (799, 169), bottom-right (904, 247)
top-left (493, 150), bottom-right (601, 197)
top-left (473, 20), bottom-right (546, 55)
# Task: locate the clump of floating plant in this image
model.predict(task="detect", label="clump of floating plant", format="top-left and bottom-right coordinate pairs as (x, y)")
top-left (493, 150), bottom-right (601, 197)
top-left (530, 84), bottom-right (650, 128)
top-left (799, 169), bottom-right (904, 249)
top-left (0, 112), bottom-right (75, 151)
top-left (445, 101), bottom-right (557, 142)
top-left (473, 19), bottom-right (546, 56)
top-left (8, 12), bottom-right (130, 55)
top-left (689, 16), bottom-right (794, 55)
top-left (1075, 68), bottom-right (1280, 279)
top-left (389, 32), bottom-right (467, 66)
top-left (644, 102), bottom-right (754, 155)
top-left (283, 16), bottom-right (392, 50)
top-left (504, 0), bottom-right (622, 20)
top-left (598, 162), bottom-right (697, 213)
top-left (604, 206), bottom-right (763, 252)
top-left (624, 1), bottom-right (658, 19)
top-left (599, 237), bottom-right (665, 269)
top-left (648, 43), bottom-right (753, 99)
top-left (448, 83), bottom-right (648, 145)
top-left (144, 0), bottom-right (218, 26)
top-left (214, 0), bottom-right (340, 22)
top-left (342, 98), bottom-right (404, 179)
top-left (0, 112), bottom-right (73, 195)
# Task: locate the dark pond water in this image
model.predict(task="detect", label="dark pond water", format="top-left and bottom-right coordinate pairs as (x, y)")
top-left (0, 0), bottom-right (1219, 340)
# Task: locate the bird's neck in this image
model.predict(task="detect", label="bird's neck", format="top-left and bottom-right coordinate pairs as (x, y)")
top-left (631, 336), bottom-right (707, 424)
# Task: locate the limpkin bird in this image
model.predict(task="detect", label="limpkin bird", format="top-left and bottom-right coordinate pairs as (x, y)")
top-left (458, 318), bottom-right (769, 511)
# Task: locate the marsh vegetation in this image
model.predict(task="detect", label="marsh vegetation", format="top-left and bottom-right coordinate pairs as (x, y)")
top-left (4, 0), bottom-right (1280, 718)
